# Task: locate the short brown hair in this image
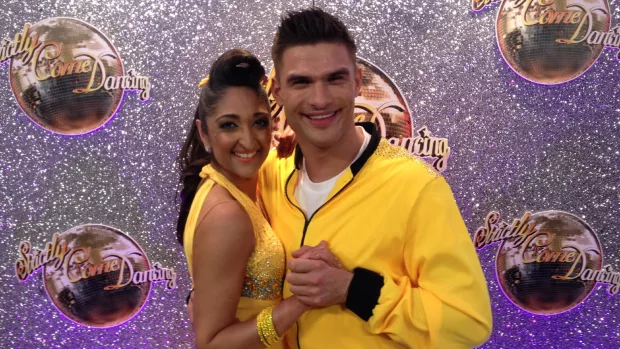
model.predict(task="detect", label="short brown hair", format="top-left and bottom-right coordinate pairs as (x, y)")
top-left (271, 7), bottom-right (357, 70)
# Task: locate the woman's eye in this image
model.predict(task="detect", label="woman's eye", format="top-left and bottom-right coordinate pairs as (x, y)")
top-left (219, 122), bottom-right (237, 130)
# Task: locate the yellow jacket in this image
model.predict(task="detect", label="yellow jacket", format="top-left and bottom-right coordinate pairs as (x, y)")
top-left (259, 123), bottom-right (492, 349)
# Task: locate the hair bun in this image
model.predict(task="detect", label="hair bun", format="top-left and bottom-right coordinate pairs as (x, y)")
top-left (208, 49), bottom-right (266, 88)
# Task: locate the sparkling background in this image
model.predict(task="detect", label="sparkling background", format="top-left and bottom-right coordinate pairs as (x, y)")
top-left (0, 0), bottom-right (618, 348)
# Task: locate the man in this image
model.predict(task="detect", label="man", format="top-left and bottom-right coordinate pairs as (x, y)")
top-left (190, 7), bottom-right (492, 349)
top-left (259, 7), bottom-right (492, 349)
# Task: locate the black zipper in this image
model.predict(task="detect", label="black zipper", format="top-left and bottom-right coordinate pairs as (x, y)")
top-left (283, 169), bottom-right (355, 349)
top-left (284, 123), bottom-right (379, 349)
top-left (283, 170), bottom-right (355, 247)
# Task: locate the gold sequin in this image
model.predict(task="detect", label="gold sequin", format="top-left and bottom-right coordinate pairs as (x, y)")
top-left (374, 139), bottom-right (439, 178)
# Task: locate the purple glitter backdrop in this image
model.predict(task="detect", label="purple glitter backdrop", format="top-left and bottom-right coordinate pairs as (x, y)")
top-left (0, 0), bottom-right (618, 348)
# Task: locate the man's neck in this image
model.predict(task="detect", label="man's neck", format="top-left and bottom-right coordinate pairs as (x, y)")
top-left (302, 126), bottom-right (365, 183)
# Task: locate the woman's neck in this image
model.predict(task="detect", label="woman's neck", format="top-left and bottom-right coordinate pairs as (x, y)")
top-left (211, 163), bottom-right (258, 201)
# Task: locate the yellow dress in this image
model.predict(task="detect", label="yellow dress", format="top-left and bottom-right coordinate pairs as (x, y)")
top-left (183, 164), bottom-right (286, 348)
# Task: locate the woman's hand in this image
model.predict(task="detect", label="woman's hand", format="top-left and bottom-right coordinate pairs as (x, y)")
top-left (274, 126), bottom-right (296, 158)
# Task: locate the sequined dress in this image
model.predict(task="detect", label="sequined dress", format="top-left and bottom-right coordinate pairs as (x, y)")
top-left (183, 165), bottom-right (285, 347)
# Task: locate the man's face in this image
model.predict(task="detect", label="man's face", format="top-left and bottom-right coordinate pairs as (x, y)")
top-left (273, 42), bottom-right (361, 151)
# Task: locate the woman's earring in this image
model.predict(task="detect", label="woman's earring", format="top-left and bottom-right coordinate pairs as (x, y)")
top-left (205, 146), bottom-right (212, 153)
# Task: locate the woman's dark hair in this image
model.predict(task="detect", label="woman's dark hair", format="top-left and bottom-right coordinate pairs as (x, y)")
top-left (176, 49), bottom-right (268, 246)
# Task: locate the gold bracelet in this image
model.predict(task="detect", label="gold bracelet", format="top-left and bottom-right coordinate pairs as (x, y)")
top-left (257, 313), bottom-right (268, 347)
top-left (256, 306), bottom-right (282, 347)
top-left (265, 306), bottom-right (282, 345)
top-left (257, 307), bottom-right (270, 346)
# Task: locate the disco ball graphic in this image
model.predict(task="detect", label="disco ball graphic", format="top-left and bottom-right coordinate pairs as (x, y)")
top-left (9, 17), bottom-right (124, 135)
top-left (496, 211), bottom-right (603, 314)
top-left (43, 224), bottom-right (150, 328)
top-left (354, 57), bottom-right (413, 139)
top-left (496, 0), bottom-right (611, 84)
top-left (265, 57), bottom-right (413, 139)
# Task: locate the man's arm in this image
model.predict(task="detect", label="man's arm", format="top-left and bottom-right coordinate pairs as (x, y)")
top-left (348, 176), bottom-right (492, 348)
top-left (288, 176), bottom-right (493, 348)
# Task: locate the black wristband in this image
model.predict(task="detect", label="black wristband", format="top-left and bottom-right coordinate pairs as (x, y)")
top-left (345, 268), bottom-right (384, 321)
top-left (185, 289), bottom-right (194, 305)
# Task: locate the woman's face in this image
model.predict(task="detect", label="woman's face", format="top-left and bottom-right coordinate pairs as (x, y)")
top-left (198, 86), bottom-right (272, 181)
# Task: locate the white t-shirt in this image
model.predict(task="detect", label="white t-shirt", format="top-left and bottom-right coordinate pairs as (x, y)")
top-left (294, 126), bottom-right (371, 218)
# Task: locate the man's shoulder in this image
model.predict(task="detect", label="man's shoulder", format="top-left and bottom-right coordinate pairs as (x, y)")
top-left (262, 148), bottom-right (296, 174)
top-left (259, 148), bottom-right (296, 191)
top-left (369, 139), bottom-right (440, 182)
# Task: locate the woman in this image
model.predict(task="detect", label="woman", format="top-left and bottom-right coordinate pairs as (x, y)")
top-left (176, 49), bottom-right (305, 349)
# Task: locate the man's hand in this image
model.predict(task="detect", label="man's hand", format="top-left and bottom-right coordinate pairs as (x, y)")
top-left (286, 241), bottom-right (353, 307)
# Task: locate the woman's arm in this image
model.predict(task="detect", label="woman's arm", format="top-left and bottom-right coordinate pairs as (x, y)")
top-left (192, 198), bottom-right (307, 349)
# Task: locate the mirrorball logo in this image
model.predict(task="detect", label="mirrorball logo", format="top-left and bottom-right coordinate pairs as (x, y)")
top-left (474, 210), bottom-right (618, 315)
top-left (1, 17), bottom-right (151, 135)
top-left (15, 224), bottom-right (176, 328)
